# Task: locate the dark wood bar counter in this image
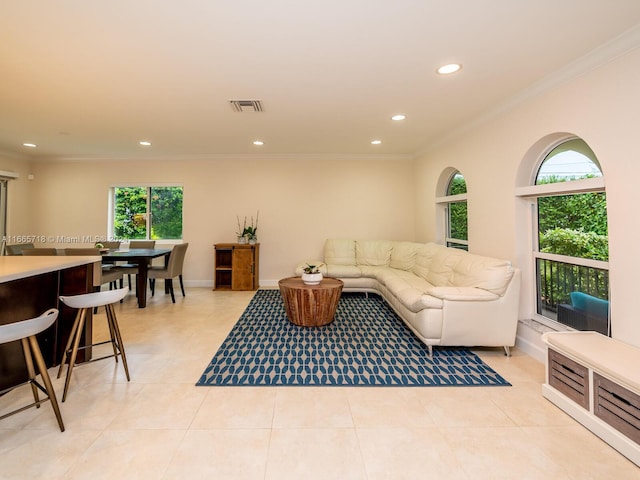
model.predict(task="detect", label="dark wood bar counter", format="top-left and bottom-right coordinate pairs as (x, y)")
top-left (0, 256), bottom-right (99, 390)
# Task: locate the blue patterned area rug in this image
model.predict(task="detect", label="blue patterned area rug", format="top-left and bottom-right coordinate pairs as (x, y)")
top-left (196, 289), bottom-right (510, 387)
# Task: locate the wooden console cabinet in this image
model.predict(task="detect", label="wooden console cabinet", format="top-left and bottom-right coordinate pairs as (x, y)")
top-left (213, 243), bottom-right (259, 290)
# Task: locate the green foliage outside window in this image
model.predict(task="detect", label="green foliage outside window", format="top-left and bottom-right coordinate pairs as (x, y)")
top-left (114, 186), bottom-right (183, 240)
top-left (447, 173), bottom-right (467, 195)
top-left (114, 187), bottom-right (147, 239)
top-left (537, 179), bottom-right (608, 261)
top-left (150, 187), bottom-right (183, 239)
top-left (449, 202), bottom-right (468, 241)
top-left (447, 173), bottom-right (468, 248)
top-left (536, 171), bottom-right (609, 312)
top-left (539, 228), bottom-right (608, 261)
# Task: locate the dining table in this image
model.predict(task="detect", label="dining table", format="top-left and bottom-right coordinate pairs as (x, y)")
top-left (101, 248), bottom-right (172, 308)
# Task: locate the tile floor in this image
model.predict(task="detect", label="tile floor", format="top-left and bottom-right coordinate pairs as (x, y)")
top-left (1, 287), bottom-right (638, 479)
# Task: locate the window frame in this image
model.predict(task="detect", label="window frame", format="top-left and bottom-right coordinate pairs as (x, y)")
top-left (436, 171), bottom-right (468, 250)
top-left (516, 140), bottom-right (609, 332)
top-left (109, 184), bottom-right (184, 242)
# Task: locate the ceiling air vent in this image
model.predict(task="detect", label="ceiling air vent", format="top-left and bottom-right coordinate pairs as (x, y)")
top-left (229, 99), bottom-right (263, 112)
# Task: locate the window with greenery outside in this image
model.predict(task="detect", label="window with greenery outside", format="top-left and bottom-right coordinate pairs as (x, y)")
top-left (114, 186), bottom-right (183, 240)
top-left (446, 172), bottom-right (468, 250)
top-left (534, 138), bottom-right (608, 324)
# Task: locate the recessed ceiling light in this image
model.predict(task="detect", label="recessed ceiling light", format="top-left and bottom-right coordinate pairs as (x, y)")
top-left (371, 140), bottom-right (382, 145)
top-left (139, 141), bottom-right (151, 146)
top-left (437, 63), bottom-right (462, 75)
top-left (391, 114), bottom-right (406, 121)
top-left (23, 143), bottom-right (37, 148)
top-left (253, 140), bottom-right (264, 146)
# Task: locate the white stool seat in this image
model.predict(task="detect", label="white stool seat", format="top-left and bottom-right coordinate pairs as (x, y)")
top-left (60, 287), bottom-right (128, 309)
top-left (0, 309), bottom-right (65, 432)
top-left (0, 310), bottom-right (57, 345)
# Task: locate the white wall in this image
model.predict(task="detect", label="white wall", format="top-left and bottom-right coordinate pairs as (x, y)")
top-left (3, 156), bottom-right (415, 286)
top-left (414, 47), bottom-right (640, 353)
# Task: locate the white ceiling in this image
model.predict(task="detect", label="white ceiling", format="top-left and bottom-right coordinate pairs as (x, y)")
top-left (2, 1), bottom-right (640, 160)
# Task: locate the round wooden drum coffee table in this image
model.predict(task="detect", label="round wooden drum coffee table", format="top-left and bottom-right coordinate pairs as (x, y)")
top-left (278, 277), bottom-right (344, 327)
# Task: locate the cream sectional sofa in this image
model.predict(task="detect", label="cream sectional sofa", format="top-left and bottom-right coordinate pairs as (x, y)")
top-left (295, 239), bottom-right (520, 355)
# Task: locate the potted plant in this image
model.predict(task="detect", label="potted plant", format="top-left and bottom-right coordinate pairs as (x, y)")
top-left (237, 212), bottom-right (259, 244)
top-left (243, 224), bottom-right (257, 244)
top-left (301, 263), bottom-right (324, 285)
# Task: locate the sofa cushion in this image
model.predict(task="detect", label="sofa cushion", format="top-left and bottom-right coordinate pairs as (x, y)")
top-left (426, 286), bottom-right (499, 301)
top-left (324, 239), bottom-right (356, 266)
top-left (359, 265), bottom-right (387, 278)
top-left (425, 247), bottom-right (466, 287)
top-left (389, 241), bottom-right (419, 271)
top-left (451, 254), bottom-right (514, 296)
top-left (381, 272), bottom-right (415, 294)
top-left (377, 269), bottom-right (433, 296)
top-left (374, 268), bottom-right (396, 287)
top-left (395, 288), bottom-right (443, 312)
top-left (326, 264), bottom-right (362, 278)
top-left (393, 269), bottom-right (433, 291)
top-left (412, 243), bottom-right (442, 281)
top-left (356, 240), bottom-right (392, 266)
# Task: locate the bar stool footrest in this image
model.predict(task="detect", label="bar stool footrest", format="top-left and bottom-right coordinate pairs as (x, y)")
top-left (0, 380), bottom-right (52, 421)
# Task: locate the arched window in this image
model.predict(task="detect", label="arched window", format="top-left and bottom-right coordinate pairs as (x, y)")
top-left (536, 138), bottom-right (602, 184)
top-left (517, 136), bottom-right (609, 335)
top-left (437, 170), bottom-right (468, 250)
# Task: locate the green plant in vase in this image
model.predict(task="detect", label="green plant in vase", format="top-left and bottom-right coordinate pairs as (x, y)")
top-left (237, 211), bottom-right (259, 244)
top-left (301, 262), bottom-right (324, 285)
top-left (302, 263), bottom-right (323, 274)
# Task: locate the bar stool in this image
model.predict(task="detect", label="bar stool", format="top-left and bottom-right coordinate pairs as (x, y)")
top-left (57, 288), bottom-right (130, 402)
top-left (0, 309), bottom-right (65, 432)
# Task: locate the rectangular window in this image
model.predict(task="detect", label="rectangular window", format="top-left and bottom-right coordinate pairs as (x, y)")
top-left (113, 186), bottom-right (183, 240)
top-left (446, 201), bottom-right (468, 250)
top-left (535, 192), bottom-right (609, 335)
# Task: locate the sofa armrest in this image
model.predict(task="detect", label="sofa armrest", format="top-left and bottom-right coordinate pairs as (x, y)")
top-left (425, 286), bottom-right (498, 302)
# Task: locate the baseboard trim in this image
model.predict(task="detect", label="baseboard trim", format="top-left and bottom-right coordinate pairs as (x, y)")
top-left (515, 334), bottom-right (546, 363)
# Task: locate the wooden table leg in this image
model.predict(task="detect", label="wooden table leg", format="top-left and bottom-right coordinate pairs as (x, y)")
top-left (136, 262), bottom-right (149, 308)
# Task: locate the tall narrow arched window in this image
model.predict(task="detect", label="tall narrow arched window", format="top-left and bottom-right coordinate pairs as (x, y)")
top-left (437, 170), bottom-right (468, 250)
top-left (517, 136), bottom-right (609, 335)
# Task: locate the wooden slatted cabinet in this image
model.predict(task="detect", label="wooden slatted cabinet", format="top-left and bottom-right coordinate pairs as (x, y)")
top-left (213, 243), bottom-right (259, 290)
top-left (542, 332), bottom-right (640, 466)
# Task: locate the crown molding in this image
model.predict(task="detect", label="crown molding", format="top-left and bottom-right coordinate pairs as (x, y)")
top-left (30, 152), bottom-right (416, 163)
top-left (417, 24), bottom-right (640, 157)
